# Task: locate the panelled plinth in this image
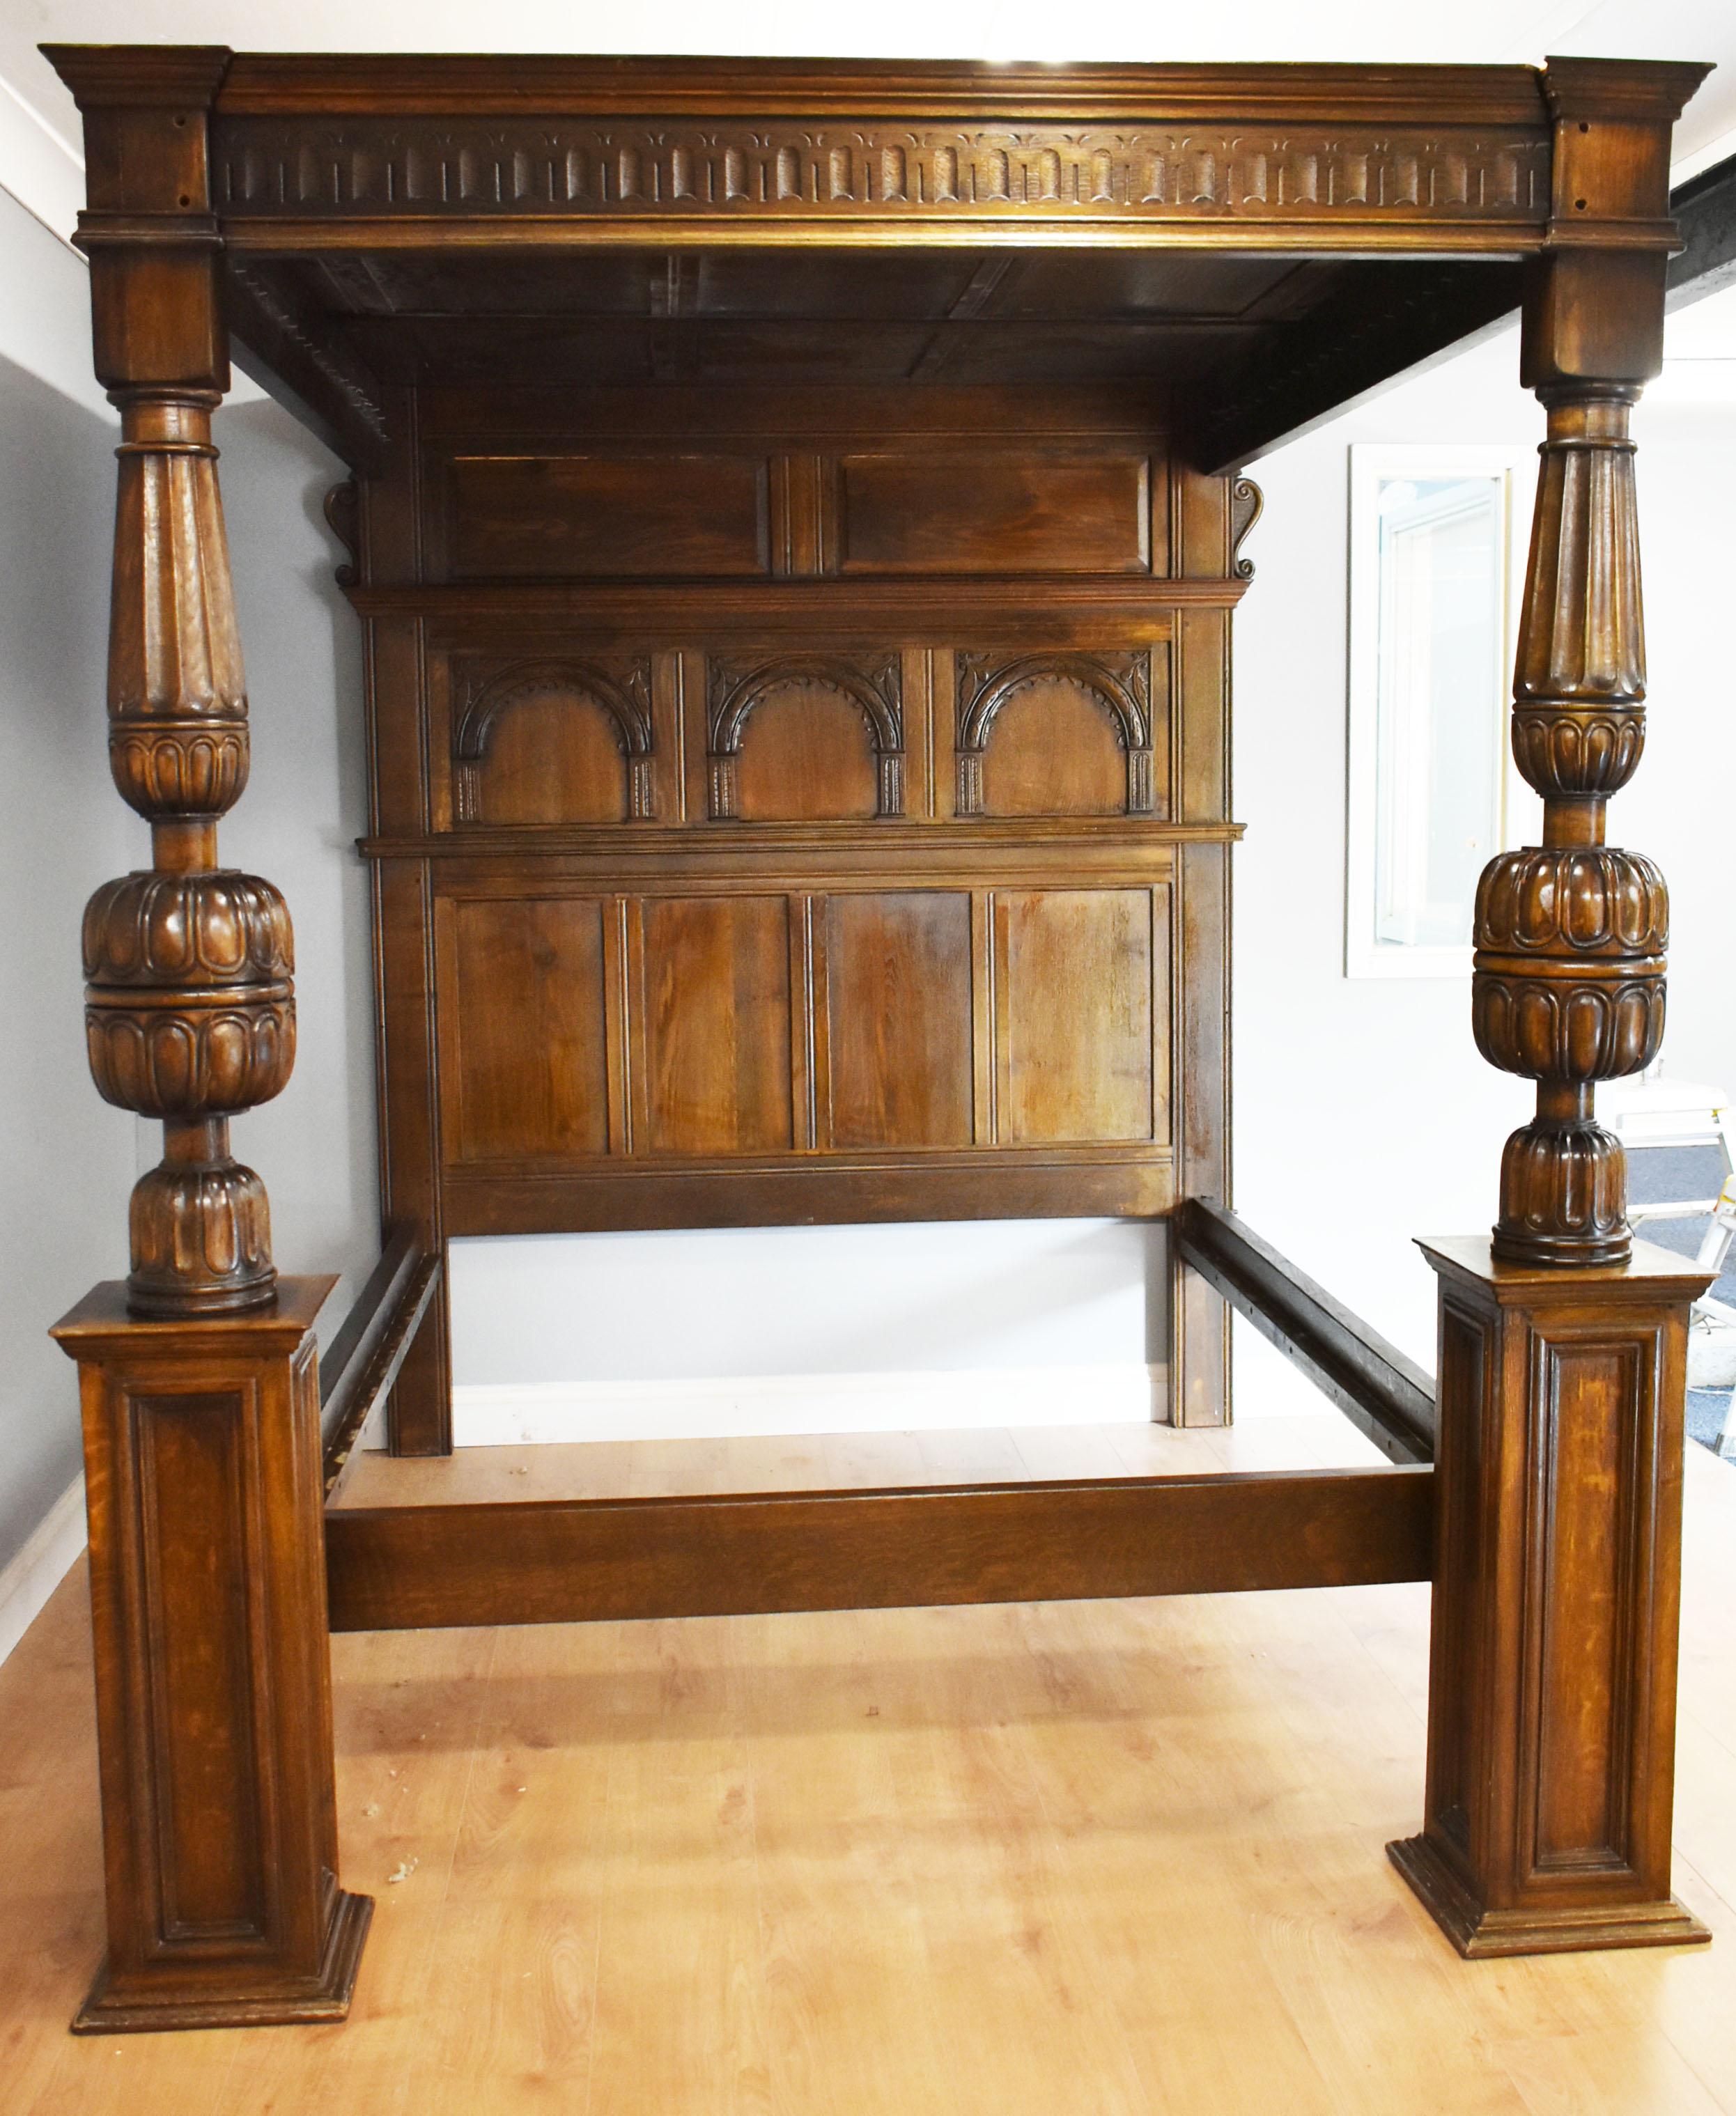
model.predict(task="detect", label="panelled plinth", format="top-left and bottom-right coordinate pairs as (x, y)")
top-left (51, 1279), bottom-right (373, 2032)
top-left (1388, 1238), bottom-right (1711, 1957)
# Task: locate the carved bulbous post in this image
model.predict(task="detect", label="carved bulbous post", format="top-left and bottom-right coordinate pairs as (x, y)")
top-left (91, 389), bottom-right (295, 1315)
top-left (1474, 384), bottom-right (1661, 1266)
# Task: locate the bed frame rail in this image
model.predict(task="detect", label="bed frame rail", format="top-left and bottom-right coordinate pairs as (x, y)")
top-left (1173, 1199), bottom-right (1436, 1465)
top-left (324, 1462), bottom-right (1433, 1633)
top-left (320, 1229), bottom-right (443, 1500)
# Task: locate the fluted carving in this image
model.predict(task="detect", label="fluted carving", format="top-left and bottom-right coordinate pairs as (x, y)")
top-left (91, 394), bottom-right (293, 1315)
top-left (1477, 384), bottom-right (1661, 1266)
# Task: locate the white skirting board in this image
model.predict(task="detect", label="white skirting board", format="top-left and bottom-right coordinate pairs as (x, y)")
top-left (0, 1475), bottom-right (85, 1670)
top-left (455, 1362), bottom-right (1165, 1448)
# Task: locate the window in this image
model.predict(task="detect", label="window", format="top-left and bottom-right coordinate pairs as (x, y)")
top-left (1345, 445), bottom-right (1529, 979)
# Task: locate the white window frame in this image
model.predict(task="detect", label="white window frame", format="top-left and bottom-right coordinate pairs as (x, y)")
top-left (1344, 443), bottom-right (1534, 980)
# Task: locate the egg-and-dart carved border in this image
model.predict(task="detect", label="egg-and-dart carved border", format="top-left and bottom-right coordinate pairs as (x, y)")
top-left (706, 653), bottom-right (905, 820)
top-left (454, 656), bottom-right (656, 822)
top-left (954, 650), bottom-right (1153, 816)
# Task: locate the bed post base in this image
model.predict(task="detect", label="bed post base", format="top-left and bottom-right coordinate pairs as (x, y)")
top-left (52, 1280), bottom-right (373, 2034)
top-left (1390, 1240), bottom-right (1710, 1957)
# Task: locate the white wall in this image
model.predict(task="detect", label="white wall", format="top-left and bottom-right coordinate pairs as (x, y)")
top-left (0, 194), bottom-right (134, 1579)
top-left (0, 179), bottom-right (378, 1594)
top-left (1230, 315), bottom-right (1736, 1409)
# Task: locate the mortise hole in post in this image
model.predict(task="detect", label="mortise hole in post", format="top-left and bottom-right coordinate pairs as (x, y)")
top-left (1575, 199), bottom-right (1588, 210)
top-left (174, 114), bottom-right (187, 127)
top-left (1579, 120), bottom-right (1590, 133)
top-left (178, 194), bottom-right (192, 208)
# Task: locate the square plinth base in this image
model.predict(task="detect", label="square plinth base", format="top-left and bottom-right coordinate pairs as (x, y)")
top-left (70, 1889), bottom-right (374, 2035)
top-left (1388, 1836), bottom-right (1710, 1959)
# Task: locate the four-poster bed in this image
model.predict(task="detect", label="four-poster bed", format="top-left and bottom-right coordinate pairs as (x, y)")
top-left (40, 41), bottom-right (1712, 2031)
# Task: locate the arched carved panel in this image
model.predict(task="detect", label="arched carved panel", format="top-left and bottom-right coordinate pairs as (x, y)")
top-left (955, 651), bottom-right (1152, 817)
top-left (454, 656), bottom-right (654, 825)
top-left (706, 653), bottom-right (904, 820)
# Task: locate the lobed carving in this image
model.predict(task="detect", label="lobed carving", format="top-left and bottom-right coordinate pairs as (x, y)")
top-left (1473, 848), bottom-right (1667, 960)
top-left (84, 870), bottom-right (295, 990)
top-left (1495, 1119), bottom-right (1628, 1268)
top-left (214, 118), bottom-right (1551, 232)
top-left (1512, 704), bottom-right (1645, 798)
top-left (706, 653), bottom-right (904, 820)
top-left (109, 721), bottom-right (249, 817)
top-left (125, 1155), bottom-right (275, 1318)
top-left (1472, 974), bottom-right (1664, 1086)
top-left (1230, 478), bottom-right (1264, 579)
top-left (1474, 380), bottom-right (1665, 1268)
top-left (86, 992), bottom-right (297, 1120)
top-left (954, 650), bottom-right (1152, 816)
top-left (454, 656), bottom-right (655, 822)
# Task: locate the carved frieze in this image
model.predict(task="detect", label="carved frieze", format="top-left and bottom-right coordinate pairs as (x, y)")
top-left (454, 655), bottom-right (656, 821)
top-left (212, 118), bottom-right (1551, 235)
top-left (954, 650), bottom-right (1152, 816)
top-left (706, 653), bottom-right (904, 820)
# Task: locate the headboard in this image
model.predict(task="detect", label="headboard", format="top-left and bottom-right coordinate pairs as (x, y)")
top-left (344, 378), bottom-right (1250, 1442)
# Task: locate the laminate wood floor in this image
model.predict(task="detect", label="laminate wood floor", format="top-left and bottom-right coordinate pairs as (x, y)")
top-left (7, 1413), bottom-right (1736, 2115)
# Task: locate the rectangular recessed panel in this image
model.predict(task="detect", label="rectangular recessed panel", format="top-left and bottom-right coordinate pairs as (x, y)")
top-left (998, 889), bottom-right (1156, 1144)
top-left (137, 1391), bottom-right (267, 1939)
top-left (447, 453), bottom-right (768, 577)
top-left (837, 452), bottom-right (1150, 574)
top-left (1533, 1339), bottom-right (1643, 1872)
top-left (824, 892), bottom-right (973, 1149)
top-left (642, 896), bottom-right (793, 1154)
top-left (449, 898), bottom-right (608, 1160)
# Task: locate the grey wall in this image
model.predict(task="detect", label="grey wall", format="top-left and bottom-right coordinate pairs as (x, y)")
top-left (0, 183), bottom-right (379, 1578)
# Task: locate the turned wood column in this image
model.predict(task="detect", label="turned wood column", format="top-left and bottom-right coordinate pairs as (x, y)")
top-left (1393, 58), bottom-right (1712, 1960)
top-left (93, 385), bottom-right (292, 1314)
top-left (45, 45), bottom-right (371, 2032)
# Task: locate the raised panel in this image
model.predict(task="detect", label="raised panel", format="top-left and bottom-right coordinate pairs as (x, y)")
top-left (640, 896), bottom-right (793, 1154)
top-left (837, 452), bottom-right (1151, 575)
top-left (447, 453), bottom-right (770, 578)
top-left (446, 898), bottom-right (608, 1159)
top-left (996, 889), bottom-right (1156, 1144)
top-left (823, 893), bottom-right (973, 1149)
top-left (734, 684), bottom-right (880, 822)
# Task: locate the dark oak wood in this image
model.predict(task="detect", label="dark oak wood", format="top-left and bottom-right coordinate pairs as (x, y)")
top-left (318, 1231), bottom-right (442, 1500)
top-left (1670, 152), bottom-right (1736, 304)
top-left (51, 1280), bottom-right (372, 2031)
top-left (1390, 1239), bottom-right (1712, 1956)
top-left (1175, 1200), bottom-right (1436, 1465)
top-left (39, 42), bottom-right (1715, 2025)
top-left (327, 1463), bottom-right (1433, 1632)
